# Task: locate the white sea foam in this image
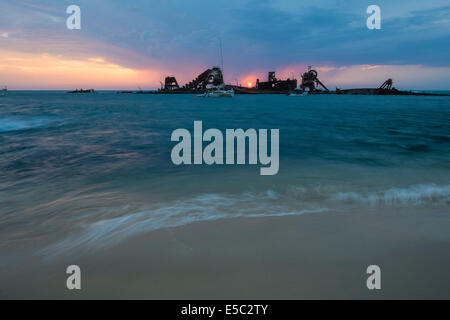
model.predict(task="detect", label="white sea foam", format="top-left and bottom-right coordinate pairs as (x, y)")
top-left (39, 191), bottom-right (327, 258)
top-left (39, 184), bottom-right (450, 259)
top-left (330, 184), bottom-right (450, 206)
top-left (0, 117), bottom-right (52, 132)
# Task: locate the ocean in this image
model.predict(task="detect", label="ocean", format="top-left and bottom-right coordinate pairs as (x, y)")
top-left (1, 91), bottom-right (450, 298)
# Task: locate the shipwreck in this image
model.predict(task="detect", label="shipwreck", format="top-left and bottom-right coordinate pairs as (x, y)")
top-left (117, 65), bottom-right (448, 96)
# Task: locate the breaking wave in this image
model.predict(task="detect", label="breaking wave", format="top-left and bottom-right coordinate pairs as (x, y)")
top-left (39, 191), bottom-right (327, 258)
top-left (39, 184), bottom-right (450, 259)
top-left (330, 184), bottom-right (450, 206)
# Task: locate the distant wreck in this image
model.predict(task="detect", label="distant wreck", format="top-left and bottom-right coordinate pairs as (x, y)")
top-left (337, 79), bottom-right (415, 95)
top-left (116, 66), bottom-right (447, 96)
top-left (68, 88), bottom-right (95, 93)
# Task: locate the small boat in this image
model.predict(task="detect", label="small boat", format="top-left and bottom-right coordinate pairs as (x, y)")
top-left (287, 90), bottom-right (308, 96)
top-left (203, 86), bottom-right (234, 97)
top-left (1, 86), bottom-right (7, 96)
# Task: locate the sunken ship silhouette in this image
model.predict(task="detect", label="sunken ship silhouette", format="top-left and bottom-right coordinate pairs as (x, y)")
top-left (115, 66), bottom-right (446, 96)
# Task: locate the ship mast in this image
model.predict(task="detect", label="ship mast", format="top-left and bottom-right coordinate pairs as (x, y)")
top-left (219, 37), bottom-right (225, 85)
top-left (219, 37), bottom-right (224, 73)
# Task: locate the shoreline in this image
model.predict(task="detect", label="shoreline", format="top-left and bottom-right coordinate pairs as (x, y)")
top-left (2, 208), bottom-right (450, 299)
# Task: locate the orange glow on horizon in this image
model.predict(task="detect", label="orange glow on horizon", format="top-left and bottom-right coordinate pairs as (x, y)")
top-left (3, 49), bottom-right (449, 91)
top-left (0, 50), bottom-right (163, 90)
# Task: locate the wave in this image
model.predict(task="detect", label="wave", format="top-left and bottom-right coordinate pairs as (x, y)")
top-left (330, 184), bottom-right (450, 206)
top-left (0, 117), bottom-right (52, 133)
top-left (39, 183), bottom-right (450, 258)
top-left (39, 191), bottom-right (327, 258)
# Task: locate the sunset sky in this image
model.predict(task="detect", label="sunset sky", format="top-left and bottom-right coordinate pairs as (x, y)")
top-left (1, 0), bottom-right (449, 90)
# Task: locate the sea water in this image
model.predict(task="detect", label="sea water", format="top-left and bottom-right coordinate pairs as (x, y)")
top-left (0, 91), bottom-right (449, 259)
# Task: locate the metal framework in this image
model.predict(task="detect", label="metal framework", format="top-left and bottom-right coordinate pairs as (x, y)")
top-left (301, 66), bottom-right (329, 92)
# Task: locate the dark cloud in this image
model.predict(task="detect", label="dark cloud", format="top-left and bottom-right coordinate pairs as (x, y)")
top-left (1, 0), bottom-right (449, 86)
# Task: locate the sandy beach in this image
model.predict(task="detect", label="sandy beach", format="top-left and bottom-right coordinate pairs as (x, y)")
top-left (2, 207), bottom-right (450, 299)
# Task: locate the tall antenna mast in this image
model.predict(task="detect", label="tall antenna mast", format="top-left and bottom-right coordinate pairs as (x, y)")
top-left (219, 37), bottom-right (224, 73)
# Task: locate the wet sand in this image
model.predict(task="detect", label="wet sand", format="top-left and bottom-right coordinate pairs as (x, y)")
top-left (2, 208), bottom-right (450, 299)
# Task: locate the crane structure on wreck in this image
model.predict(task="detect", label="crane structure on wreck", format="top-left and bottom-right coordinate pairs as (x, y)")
top-left (182, 67), bottom-right (224, 90)
top-left (379, 78), bottom-right (393, 90)
top-left (301, 66), bottom-right (329, 92)
top-left (160, 67), bottom-right (225, 93)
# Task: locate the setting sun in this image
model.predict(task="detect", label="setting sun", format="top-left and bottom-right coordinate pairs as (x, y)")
top-left (247, 82), bottom-right (252, 87)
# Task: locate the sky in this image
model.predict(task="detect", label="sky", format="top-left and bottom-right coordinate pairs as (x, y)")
top-left (0, 0), bottom-right (449, 90)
